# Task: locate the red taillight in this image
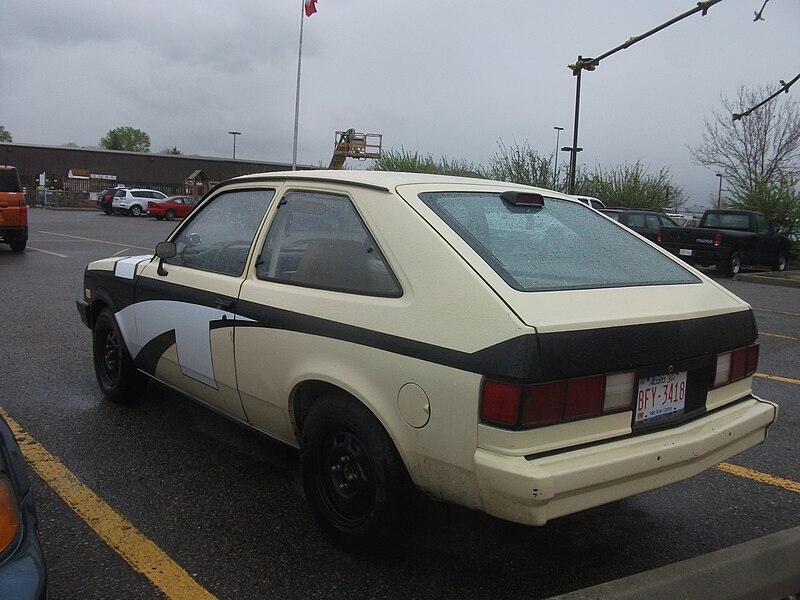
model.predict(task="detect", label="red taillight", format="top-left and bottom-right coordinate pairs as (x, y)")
top-left (147, 201), bottom-right (155, 209)
top-left (480, 380), bottom-right (521, 426)
top-left (521, 381), bottom-right (564, 426)
top-left (713, 233), bottom-right (723, 247)
top-left (20, 205), bottom-right (27, 219)
top-left (565, 376), bottom-right (604, 418)
top-left (657, 229), bottom-right (662, 243)
top-left (712, 344), bottom-right (759, 389)
top-left (482, 371), bottom-right (635, 429)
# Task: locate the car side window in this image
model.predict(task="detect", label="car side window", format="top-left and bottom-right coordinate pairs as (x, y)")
top-left (645, 215), bottom-right (661, 230)
top-left (660, 215), bottom-right (678, 228)
top-left (755, 214), bottom-right (770, 233)
top-left (256, 191), bottom-right (401, 297)
top-left (166, 189), bottom-right (275, 276)
top-left (627, 214), bottom-right (646, 227)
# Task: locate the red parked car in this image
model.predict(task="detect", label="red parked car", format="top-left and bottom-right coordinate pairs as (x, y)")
top-left (146, 196), bottom-right (199, 221)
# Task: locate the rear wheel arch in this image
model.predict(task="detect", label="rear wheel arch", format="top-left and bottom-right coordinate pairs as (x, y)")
top-left (291, 380), bottom-right (342, 441)
top-left (290, 381), bottom-right (397, 439)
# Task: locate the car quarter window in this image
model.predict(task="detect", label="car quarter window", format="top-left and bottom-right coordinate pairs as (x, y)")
top-left (255, 190), bottom-right (401, 297)
top-left (166, 188), bottom-right (275, 276)
top-left (645, 214), bottom-right (660, 229)
top-left (420, 192), bottom-right (699, 291)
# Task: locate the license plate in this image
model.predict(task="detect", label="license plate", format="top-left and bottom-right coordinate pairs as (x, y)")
top-left (635, 371), bottom-right (687, 424)
top-left (679, 249), bottom-right (693, 257)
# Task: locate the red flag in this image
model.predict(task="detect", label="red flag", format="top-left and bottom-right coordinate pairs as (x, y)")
top-left (305, 0), bottom-right (317, 17)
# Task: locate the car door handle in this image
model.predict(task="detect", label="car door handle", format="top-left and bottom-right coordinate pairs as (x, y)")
top-left (215, 297), bottom-right (236, 311)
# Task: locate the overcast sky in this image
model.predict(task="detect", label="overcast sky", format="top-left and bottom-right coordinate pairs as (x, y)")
top-left (2, 0), bottom-right (798, 206)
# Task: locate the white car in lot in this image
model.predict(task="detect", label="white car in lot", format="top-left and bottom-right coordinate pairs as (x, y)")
top-left (112, 188), bottom-right (168, 216)
top-left (76, 170), bottom-right (777, 549)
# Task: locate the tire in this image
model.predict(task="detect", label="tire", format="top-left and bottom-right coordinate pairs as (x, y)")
top-left (301, 393), bottom-right (412, 551)
top-left (103, 208), bottom-right (112, 215)
top-left (165, 209), bottom-right (176, 221)
top-left (772, 252), bottom-right (788, 272)
top-left (718, 251), bottom-right (742, 277)
top-left (92, 309), bottom-right (146, 402)
top-left (130, 205), bottom-right (143, 217)
top-left (9, 240), bottom-right (26, 253)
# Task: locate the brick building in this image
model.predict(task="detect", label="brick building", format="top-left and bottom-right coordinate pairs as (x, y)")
top-left (0, 142), bottom-right (309, 206)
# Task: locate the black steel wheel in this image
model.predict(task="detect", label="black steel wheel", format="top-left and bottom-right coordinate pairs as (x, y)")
top-left (92, 309), bottom-right (146, 402)
top-left (301, 393), bottom-right (412, 551)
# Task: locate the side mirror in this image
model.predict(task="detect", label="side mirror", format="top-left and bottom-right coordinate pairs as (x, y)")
top-left (155, 241), bottom-right (176, 276)
top-left (155, 241), bottom-right (177, 259)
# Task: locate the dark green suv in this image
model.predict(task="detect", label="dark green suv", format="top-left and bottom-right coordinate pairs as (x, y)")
top-left (601, 208), bottom-right (679, 244)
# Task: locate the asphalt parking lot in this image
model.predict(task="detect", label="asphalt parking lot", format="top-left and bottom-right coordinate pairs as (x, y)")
top-left (1, 208), bottom-right (798, 599)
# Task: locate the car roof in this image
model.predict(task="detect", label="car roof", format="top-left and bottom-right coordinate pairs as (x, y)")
top-left (229, 169), bottom-right (574, 199)
top-left (602, 207), bottom-right (663, 213)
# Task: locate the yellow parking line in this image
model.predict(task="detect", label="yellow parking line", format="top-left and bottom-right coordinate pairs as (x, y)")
top-left (761, 332), bottom-right (799, 341)
top-left (754, 372), bottom-right (800, 385)
top-left (716, 462), bottom-right (800, 494)
top-left (0, 407), bottom-right (216, 600)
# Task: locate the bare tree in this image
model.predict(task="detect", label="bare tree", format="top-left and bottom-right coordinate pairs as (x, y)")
top-left (690, 85), bottom-right (800, 202)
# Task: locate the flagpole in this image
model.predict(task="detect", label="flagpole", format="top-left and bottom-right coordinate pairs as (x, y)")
top-left (292, 0), bottom-right (305, 171)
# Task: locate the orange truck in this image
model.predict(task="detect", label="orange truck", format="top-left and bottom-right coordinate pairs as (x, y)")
top-left (0, 166), bottom-right (27, 252)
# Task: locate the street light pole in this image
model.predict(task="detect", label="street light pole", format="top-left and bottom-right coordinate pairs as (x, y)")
top-left (562, 145), bottom-right (582, 189)
top-left (567, 56), bottom-right (586, 195)
top-left (553, 126), bottom-right (564, 188)
top-left (228, 131), bottom-right (241, 159)
top-left (716, 173), bottom-right (723, 208)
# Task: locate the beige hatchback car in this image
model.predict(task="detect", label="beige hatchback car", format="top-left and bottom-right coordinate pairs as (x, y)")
top-left (77, 171), bottom-right (777, 549)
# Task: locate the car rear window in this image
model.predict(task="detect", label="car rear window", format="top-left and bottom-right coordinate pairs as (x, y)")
top-left (702, 212), bottom-right (750, 230)
top-left (0, 168), bottom-right (22, 193)
top-left (419, 192), bottom-right (700, 291)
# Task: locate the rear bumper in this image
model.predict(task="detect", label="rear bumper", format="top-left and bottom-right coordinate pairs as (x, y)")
top-left (474, 396), bottom-right (777, 526)
top-left (0, 226), bottom-right (28, 242)
top-left (665, 247), bottom-right (725, 264)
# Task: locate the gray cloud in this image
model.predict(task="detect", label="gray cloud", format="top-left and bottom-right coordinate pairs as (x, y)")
top-left (2, 0), bottom-right (798, 204)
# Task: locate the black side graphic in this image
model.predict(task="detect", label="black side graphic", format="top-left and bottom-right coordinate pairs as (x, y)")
top-left (124, 276), bottom-right (758, 383)
top-left (136, 329), bottom-right (177, 375)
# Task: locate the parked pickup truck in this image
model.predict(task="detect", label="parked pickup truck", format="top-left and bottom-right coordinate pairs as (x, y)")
top-left (660, 209), bottom-right (791, 276)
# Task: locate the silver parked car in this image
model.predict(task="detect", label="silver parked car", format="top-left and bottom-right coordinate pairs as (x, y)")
top-left (112, 188), bottom-right (168, 216)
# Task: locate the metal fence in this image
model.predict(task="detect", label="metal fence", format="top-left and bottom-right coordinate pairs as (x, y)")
top-left (30, 189), bottom-right (93, 209)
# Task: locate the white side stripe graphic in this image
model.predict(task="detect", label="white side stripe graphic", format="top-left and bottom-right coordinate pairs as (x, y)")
top-left (116, 300), bottom-right (250, 389)
top-left (114, 256), bottom-right (153, 279)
